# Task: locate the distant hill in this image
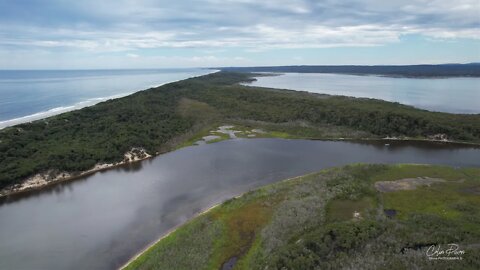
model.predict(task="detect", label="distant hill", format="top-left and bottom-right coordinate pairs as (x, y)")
top-left (219, 64), bottom-right (480, 77)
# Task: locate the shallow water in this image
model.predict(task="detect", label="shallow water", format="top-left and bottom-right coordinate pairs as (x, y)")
top-left (244, 73), bottom-right (480, 114)
top-left (0, 139), bottom-right (478, 270)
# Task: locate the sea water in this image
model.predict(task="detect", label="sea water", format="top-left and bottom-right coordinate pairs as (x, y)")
top-left (0, 69), bottom-right (214, 128)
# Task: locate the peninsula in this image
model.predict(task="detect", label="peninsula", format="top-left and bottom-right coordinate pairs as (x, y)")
top-left (1, 72), bottom-right (480, 196)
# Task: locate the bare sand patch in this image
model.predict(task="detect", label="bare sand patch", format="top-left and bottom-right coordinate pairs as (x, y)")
top-left (251, 128), bottom-right (266, 134)
top-left (216, 125), bottom-right (239, 139)
top-left (375, 177), bottom-right (446, 192)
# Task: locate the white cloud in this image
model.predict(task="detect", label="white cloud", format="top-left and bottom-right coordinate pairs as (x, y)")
top-left (1, 0), bottom-right (478, 53)
top-left (0, 0), bottom-right (478, 68)
top-left (0, 47), bottom-right (253, 69)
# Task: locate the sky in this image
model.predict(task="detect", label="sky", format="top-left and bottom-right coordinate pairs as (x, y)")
top-left (0, 0), bottom-right (479, 69)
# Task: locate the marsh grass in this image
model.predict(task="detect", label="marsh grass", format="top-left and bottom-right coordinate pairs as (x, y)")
top-left (326, 197), bottom-right (375, 222)
top-left (126, 164), bottom-right (480, 270)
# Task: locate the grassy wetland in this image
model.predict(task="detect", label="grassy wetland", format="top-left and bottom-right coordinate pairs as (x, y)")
top-left (124, 164), bottom-right (480, 269)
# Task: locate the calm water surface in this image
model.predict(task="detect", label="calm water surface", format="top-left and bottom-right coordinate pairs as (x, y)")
top-left (245, 73), bottom-right (480, 114)
top-left (0, 69), bottom-right (213, 128)
top-left (0, 139), bottom-right (479, 270)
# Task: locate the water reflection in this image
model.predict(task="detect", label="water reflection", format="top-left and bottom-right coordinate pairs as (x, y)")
top-left (120, 161), bottom-right (144, 172)
top-left (0, 139), bottom-right (479, 270)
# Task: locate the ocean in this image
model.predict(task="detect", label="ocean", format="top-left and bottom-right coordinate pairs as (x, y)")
top-left (0, 69), bottom-right (214, 128)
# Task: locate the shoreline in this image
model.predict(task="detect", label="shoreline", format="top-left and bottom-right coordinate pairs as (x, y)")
top-left (117, 164), bottom-right (480, 269)
top-left (0, 158), bottom-right (149, 198)
top-left (118, 171), bottom-right (321, 269)
top-left (0, 148), bottom-right (153, 199)
top-left (1, 136), bottom-right (478, 199)
top-left (324, 136), bottom-right (480, 147)
top-left (118, 200), bottom-right (224, 270)
top-left (0, 69), bottom-right (219, 130)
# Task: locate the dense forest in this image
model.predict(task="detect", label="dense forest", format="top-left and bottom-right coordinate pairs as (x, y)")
top-left (1, 72), bottom-right (480, 190)
top-left (220, 63), bottom-right (480, 77)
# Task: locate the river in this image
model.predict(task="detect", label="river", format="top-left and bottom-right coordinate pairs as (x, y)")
top-left (0, 139), bottom-right (479, 269)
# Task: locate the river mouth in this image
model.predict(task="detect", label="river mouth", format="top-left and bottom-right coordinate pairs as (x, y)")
top-left (0, 138), bottom-right (479, 270)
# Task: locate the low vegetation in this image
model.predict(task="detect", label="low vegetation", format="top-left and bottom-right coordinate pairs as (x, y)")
top-left (125, 164), bottom-right (480, 270)
top-left (1, 72), bottom-right (480, 190)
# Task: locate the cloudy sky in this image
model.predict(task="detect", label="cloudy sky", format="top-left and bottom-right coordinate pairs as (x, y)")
top-left (0, 0), bottom-right (479, 69)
